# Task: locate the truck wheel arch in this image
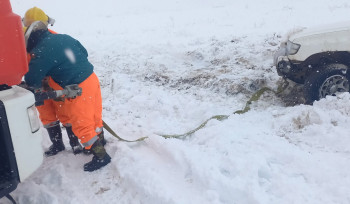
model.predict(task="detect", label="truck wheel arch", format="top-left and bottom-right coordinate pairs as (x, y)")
top-left (303, 63), bottom-right (350, 104)
top-left (303, 51), bottom-right (350, 69)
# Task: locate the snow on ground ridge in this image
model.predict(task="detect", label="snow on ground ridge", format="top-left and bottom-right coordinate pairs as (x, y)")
top-left (2, 0), bottom-right (350, 203)
top-left (94, 33), bottom-right (282, 103)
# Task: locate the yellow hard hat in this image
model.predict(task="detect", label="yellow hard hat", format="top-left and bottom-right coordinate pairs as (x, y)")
top-left (23, 7), bottom-right (49, 27)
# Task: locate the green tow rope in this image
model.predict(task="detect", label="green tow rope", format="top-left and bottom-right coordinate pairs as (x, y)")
top-left (233, 87), bottom-right (274, 114)
top-left (158, 115), bottom-right (230, 139)
top-left (156, 82), bottom-right (289, 139)
top-left (102, 120), bottom-right (148, 142)
top-left (103, 81), bottom-right (289, 141)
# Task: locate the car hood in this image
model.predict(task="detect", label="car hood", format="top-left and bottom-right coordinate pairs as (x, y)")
top-left (289, 21), bottom-right (350, 41)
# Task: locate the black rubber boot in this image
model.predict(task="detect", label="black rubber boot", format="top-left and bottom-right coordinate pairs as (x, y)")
top-left (83, 139), bottom-right (111, 172)
top-left (45, 125), bottom-right (65, 157)
top-left (65, 126), bottom-right (83, 155)
top-left (83, 130), bottom-right (106, 155)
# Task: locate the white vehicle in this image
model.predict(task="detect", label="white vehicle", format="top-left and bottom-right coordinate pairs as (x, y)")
top-left (274, 21), bottom-right (350, 104)
top-left (0, 1), bottom-right (43, 203)
top-left (0, 86), bottom-right (43, 201)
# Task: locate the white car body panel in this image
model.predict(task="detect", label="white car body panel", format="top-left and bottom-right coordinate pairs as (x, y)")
top-left (0, 86), bottom-right (43, 181)
top-left (288, 21), bottom-right (350, 61)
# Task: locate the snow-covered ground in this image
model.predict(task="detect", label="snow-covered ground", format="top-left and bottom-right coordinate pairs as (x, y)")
top-left (3, 0), bottom-right (350, 203)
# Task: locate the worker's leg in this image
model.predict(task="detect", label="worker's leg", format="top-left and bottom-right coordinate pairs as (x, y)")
top-left (82, 129), bottom-right (105, 155)
top-left (83, 137), bottom-right (111, 172)
top-left (36, 99), bottom-right (58, 128)
top-left (36, 100), bottom-right (65, 156)
top-left (54, 99), bottom-right (83, 154)
top-left (63, 73), bottom-right (110, 171)
top-left (64, 124), bottom-right (83, 154)
top-left (43, 121), bottom-right (65, 156)
top-left (49, 77), bottom-right (83, 154)
top-left (81, 76), bottom-right (105, 155)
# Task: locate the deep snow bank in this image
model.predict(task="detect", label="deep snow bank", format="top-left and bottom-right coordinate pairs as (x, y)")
top-left (2, 0), bottom-right (350, 203)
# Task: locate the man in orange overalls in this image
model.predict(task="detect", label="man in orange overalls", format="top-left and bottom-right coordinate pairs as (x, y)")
top-left (23, 7), bottom-right (105, 156)
top-left (24, 20), bottom-right (111, 171)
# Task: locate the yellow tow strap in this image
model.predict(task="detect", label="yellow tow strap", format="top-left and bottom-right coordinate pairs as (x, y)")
top-left (102, 120), bottom-right (148, 142)
top-left (156, 81), bottom-right (289, 139)
top-left (103, 81), bottom-right (289, 141)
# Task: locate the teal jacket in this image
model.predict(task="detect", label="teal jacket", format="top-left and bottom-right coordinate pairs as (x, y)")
top-left (25, 30), bottom-right (93, 89)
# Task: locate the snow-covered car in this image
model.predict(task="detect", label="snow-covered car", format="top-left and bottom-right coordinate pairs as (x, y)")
top-left (274, 22), bottom-right (350, 104)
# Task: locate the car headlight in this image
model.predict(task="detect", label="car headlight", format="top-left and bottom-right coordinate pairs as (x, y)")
top-left (286, 40), bottom-right (301, 55)
top-left (27, 105), bottom-right (40, 133)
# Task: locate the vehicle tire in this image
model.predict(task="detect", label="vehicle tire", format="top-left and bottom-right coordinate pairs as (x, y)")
top-left (303, 64), bottom-right (350, 105)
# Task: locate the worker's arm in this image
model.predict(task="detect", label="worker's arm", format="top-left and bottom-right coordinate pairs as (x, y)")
top-left (34, 84), bottom-right (82, 106)
top-left (24, 52), bottom-right (55, 89)
top-left (18, 81), bottom-right (82, 106)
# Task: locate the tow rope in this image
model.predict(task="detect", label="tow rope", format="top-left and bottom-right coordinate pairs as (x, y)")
top-left (102, 120), bottom-right (148, 142)
top-left (103, 81), bottom-right (289, 141)
top-left (156, 115), bottom-right (229, 139)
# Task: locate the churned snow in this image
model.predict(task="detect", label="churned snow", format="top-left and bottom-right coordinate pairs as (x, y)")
top-left (2, 0), bottom-right (350, 203)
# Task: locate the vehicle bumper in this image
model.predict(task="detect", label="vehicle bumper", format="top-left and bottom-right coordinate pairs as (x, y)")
top-left (275, 55), bottom-right (293, 76)
top-left (274, 47), bottom-right (305, 83)
top-left (274, 46), bottom-right (292, 75)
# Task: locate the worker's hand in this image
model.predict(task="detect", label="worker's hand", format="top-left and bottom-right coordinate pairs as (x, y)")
top-left (63, 84), bottom-right (82, 99)
top-left (42, 77), bottom-right (53, 91)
